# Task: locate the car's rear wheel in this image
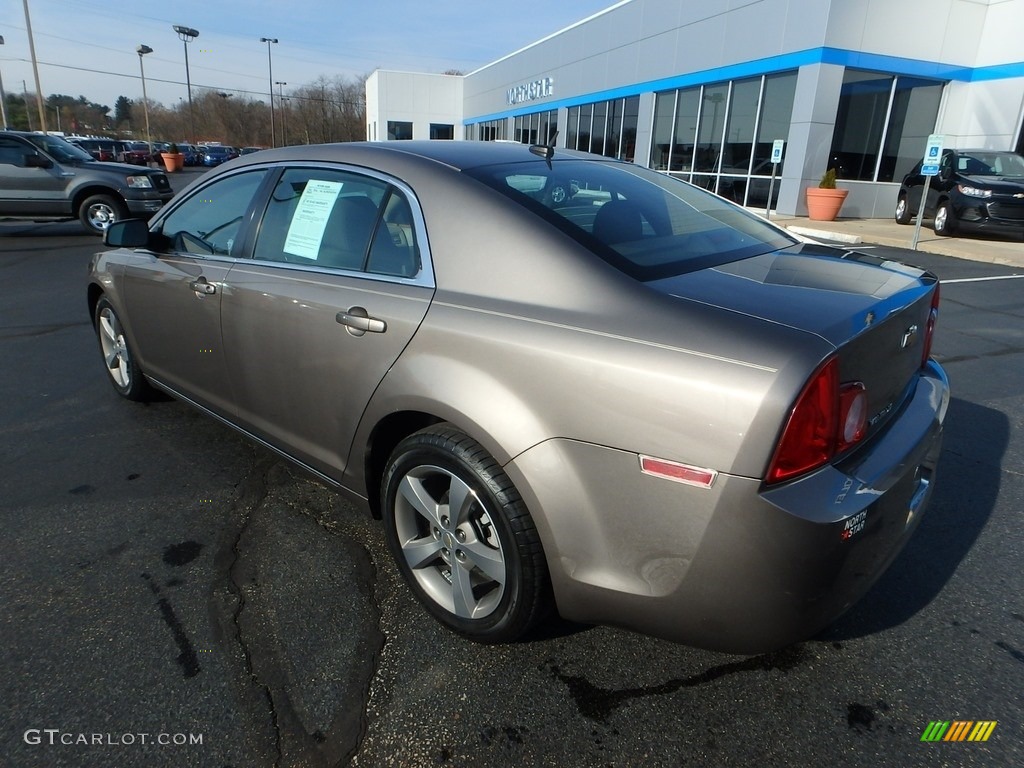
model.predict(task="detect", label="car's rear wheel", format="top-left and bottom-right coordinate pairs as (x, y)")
top-left (79, 194), bottom-right (128, 235)
top-left (894, 195), bottom-right (912, 224)
top-left (381, 425), bottom-right (550, 643)
top-left (94, 297), bottom-right (152, 401)
top-left (933, 200), bottom-right (957, 236)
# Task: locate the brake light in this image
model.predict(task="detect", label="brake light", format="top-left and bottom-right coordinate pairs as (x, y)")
top-left (922, 283), bottom-right (940, 367)
top-left (766, 357), bottom-right (868, 484)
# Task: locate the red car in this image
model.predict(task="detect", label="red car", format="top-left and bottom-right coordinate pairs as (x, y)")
top-left (117, 141), bottom-right (153, 166)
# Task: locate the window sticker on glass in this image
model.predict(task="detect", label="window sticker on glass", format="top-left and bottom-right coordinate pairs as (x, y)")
top-left (284, 180), bottom-right (344, 260)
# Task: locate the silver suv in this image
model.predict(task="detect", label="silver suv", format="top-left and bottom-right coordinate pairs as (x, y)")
top-left (0, 131), bottom-right (173, 234)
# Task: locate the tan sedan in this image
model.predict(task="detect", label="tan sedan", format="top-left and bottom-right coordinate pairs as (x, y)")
top-left (88, 141), bottom-right (948, 652)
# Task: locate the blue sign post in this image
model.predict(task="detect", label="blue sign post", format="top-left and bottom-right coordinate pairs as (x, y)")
top-left (913, 134), bottom-right (944, 250)
top-left (766, 140), bottom-right (784, 219)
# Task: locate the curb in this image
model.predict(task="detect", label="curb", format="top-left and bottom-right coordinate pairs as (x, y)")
top-left (786, 226), bottom-right (863, 245)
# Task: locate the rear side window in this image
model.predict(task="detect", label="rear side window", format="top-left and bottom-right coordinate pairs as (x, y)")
top-left (466, 159), bottom-right (795, 281)
top-left (252, 167), bottom-right (421, 277)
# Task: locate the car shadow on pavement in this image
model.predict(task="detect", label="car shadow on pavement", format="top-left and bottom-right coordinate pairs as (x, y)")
top-left (818, 396), bottom-right (1008, 640)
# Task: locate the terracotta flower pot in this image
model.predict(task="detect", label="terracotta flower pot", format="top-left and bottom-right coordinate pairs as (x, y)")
top-left (806, 187), bottom-right (849, 221)
top-left (161, 153), bottom-right (185, 172)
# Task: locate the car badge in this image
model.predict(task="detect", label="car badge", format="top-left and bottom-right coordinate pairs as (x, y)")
top-left (901, 324), bottom-right (919, 349)
top-left (864, 311), bottom-right (875, 327)
top-left (1015, 193), bottom-right (1024, 199)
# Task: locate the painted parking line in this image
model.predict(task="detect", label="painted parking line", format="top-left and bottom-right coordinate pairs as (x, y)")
top-left (941, 274), bottom-right (1024, 284)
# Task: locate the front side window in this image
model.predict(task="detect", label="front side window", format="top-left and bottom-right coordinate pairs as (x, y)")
top-left (252, 167), bottom-right (421, 277)
top-left (467, 159), bottom-right (795, 281)
top-left (158, 170), bottom-right (267, 256)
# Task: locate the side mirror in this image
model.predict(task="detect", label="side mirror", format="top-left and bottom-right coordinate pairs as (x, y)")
top-left (939, 165), bottom-right (953, 182)
top-left (104, 218), bottom-right (151, 248)
top-left (24, 153), bottom-right (53, 169)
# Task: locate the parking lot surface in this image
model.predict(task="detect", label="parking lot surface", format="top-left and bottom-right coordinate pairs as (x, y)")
top-left (1, 217), bottom-right (1021, 767)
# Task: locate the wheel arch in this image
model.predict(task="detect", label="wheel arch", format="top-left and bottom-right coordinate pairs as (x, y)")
top-left (72, 185), bottom-right (127, 217)
top-left (363, 410), bottom-right (446, 519)
top-left (86, 282), bottom-right (105, 326)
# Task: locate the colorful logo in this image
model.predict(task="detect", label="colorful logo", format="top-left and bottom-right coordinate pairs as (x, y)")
top-left (920, 721), bottom-right (997, 742)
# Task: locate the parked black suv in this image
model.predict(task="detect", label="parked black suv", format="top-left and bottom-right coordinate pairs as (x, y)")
top-left (895, 148), bottom-right (1024, 237)
top-left (0, 131), bottom-right (174, 234)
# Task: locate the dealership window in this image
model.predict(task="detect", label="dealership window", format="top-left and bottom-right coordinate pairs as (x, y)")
top-left (650, 72), bottom-right (797, 208)
top-left (467, 118), bottom-right (508, 141)
top-left (829, 70), bottom-right (944, 182)
top-left (430, 123), bottom-right (454, 140)
top-left (565, 96), bottom-right (639, 161)
top-left (513, 110), bottom-right (557, 145)
top-left (387, 121), bottom-right (413, 141)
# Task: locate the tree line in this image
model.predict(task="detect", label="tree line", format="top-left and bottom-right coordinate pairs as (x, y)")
top-left (3, 74), bottom-right (366, 147)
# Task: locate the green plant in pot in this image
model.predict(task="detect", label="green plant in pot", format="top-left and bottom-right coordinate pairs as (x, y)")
top-left (806, 167), bottom-right (848, 221)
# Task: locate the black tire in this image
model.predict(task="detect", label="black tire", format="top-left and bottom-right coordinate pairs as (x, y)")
top-left (933, 200), bottom-right (957, 236)
top-left (894, 194), bottom-right (912, 225)
top-left (79, 194), bottom-right (128, 236)
top-left (381, 424), bottom-right (550, 643)
top-left (93, 296), bottom-right (153, 401)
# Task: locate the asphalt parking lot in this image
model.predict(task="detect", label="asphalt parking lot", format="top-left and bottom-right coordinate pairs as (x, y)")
top-left (1, 216), bottom-right (1021, 768)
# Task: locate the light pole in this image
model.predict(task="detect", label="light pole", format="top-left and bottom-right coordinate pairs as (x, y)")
top-left (0, 36), bottom-right (7, 130)
top-left (260, 37), bottom-right (278, 147)
top-left (137, 45), bottom-right (153, 164)
top-left (173, 25), bottom-right (199, 144)
top-left (23, 0), bottom-right (47, 132)
top-left (275, 81), bottom-right (287, 146)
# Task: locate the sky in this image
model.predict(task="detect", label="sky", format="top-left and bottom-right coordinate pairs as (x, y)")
top-left (0, 0), bottom-right (619, 116)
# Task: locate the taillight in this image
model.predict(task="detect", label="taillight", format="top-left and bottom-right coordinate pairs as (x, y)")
top-left (766, 356), bottom-right (867, 484)
top-left (922, 283), bottom-right (940, 367)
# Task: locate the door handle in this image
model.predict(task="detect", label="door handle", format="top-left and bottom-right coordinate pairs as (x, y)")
top-left (336, 306), bottom-right (387, 336)
top-left (189, 279), bottom-right (216, 295)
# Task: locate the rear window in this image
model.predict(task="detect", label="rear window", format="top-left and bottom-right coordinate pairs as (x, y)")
top-left (465, 158), bottom-right (796, 281)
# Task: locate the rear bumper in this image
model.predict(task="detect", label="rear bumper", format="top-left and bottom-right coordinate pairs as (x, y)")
top-left (505, 360), bottom-right (949, 653)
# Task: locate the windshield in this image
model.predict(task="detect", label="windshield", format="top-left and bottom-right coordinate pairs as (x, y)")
top-left (956, 151), bottom-right (1024, 177)
top-left (466, 158), bottom-right (796, 281)
top-left (25, 134), bottom-right (95, 163)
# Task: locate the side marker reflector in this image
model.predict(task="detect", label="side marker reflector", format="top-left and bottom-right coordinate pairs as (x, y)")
top-left (639, 456), bottom-right (717, 489)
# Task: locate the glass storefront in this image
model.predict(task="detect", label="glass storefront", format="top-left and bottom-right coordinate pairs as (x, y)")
top-left (467, 119), bottom-right (508, 141)
top-left (829, 69), bottom-right (944, 182)
top-left (513, 110), bottom-right (557, 145)
top-left (566, 96), bottom-right (639, 161)
top-left (387, 121), bottom-right (413, 141)
top-left (650, 72), bottom-right (797, 208)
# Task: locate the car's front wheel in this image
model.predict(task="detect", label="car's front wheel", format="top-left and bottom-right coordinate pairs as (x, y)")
top-left (894, 195), bottom-right (912, 224)
top-left (79, 194), bottom-right (128, 235)
top-left (94, 296), bottom-right (152, 401)
top-left (933, 200), bottom-right (957, 236)
top-left (381, 425), bottom-right (550, 643)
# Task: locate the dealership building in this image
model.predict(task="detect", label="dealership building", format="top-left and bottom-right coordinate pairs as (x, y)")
top-left (365, 0), bottom-right (1024, 217)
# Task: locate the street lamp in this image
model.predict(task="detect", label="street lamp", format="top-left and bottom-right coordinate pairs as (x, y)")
top-left (137, 45), bottom-right (153, 164)
top-left (0, 36), bottom-right (7, 130)
top-left (275, 81), bottom-right (287, 146)
top-left (260, 37), bottom-right (278, 148)
top-left (23, 0), bottom-right (47, 132)
top-left (173, 25), bottom-right (199, 144)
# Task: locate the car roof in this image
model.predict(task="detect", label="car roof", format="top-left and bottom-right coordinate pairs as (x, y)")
top-left (228, 140), bottom-right (612, 173)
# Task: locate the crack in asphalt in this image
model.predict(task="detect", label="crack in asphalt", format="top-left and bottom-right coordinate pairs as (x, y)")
top-left (216, 451), bottom-right (284, 768)
top-left (214, 455), bottom-right (385, 768)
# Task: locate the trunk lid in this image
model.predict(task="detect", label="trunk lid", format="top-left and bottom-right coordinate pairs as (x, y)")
top-left (650, 243), bottom-right (939, 436)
